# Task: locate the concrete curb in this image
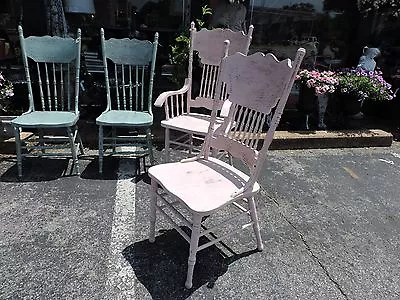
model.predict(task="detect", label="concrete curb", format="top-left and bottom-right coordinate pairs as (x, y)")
top-left (270, 129), bottom-right (393, 150)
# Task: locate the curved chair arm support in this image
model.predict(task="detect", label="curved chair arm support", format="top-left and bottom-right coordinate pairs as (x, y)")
top-left (154, 78), bottom-right (190, 107)
top-left (22, 108), bottom-right (33, 115)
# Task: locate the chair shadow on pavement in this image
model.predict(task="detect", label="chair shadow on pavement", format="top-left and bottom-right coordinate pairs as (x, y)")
top-left (79, 156), bottom-right (119, 180)
top-left (80, 156), bottom-right (151, 181)
top-left (123, 227), bottom-right (258, 300)
top-left (0, 157), bottom-right (71, 182)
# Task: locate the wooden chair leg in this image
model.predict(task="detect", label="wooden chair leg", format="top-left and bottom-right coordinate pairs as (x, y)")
top-left (164, 128), bottom-right (170, 163)
top-left (98, 125), bottom-right (104, 174)
top-left (146, 128), bottom-right (154, 165)
top-left (228, 153), bottom-right (233, 166)
top-left (14, 126), bottom-right (23, 178)
top-left (185, 214), bottom-right (202, 289)
top-left (149, 178), bottom-right (158, 243)
top-left (38, 128), bottom-right (45, 156)
top-left (67, 127), bottom-right (79, 175)
top-left (112, 127), bottom-right (116, 153)
top-left (142, 156), bottom-right (146, 174)
top-left (248, 197), bottom-right (263, 251)
top-left (188, 134), bottom-right (193, 155)
top-left (76, 126), bottom-right (84, 155)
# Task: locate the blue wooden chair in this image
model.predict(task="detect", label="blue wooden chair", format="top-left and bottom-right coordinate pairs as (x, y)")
top-left (11, 26), bottom-right (83, 178)
top-left (96, 28), bottom-right (158, 175)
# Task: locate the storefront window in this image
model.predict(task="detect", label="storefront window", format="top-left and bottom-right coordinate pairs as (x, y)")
top-left (245, 0), bottom-right (345, 68)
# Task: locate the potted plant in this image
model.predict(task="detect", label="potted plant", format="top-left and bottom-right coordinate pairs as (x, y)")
top-left (295, 69), bottom-right (338, 129)
top-left (0, 71), bottom-right (15, 139)
top-left (296, 69), bottom-right (338, 94)
top-left (335, 68), bottom-right (394, 115)
top-left (296, 69), bottom-right (338, 110)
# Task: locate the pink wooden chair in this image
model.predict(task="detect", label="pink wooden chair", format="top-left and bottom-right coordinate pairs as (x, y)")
top-left (154, 22), bottom-right (253, 162)
top-left (148, 48), bottom-right (306, 288)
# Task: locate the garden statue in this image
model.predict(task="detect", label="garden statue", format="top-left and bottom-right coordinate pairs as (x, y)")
top-left (357, 46), bottom-right (381, 71)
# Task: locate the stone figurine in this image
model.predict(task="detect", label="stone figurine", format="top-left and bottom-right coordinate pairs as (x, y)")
top-left (357, 46), bottom-right (381, 71)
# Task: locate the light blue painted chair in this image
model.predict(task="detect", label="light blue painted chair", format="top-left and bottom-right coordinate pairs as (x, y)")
top-left (96, 28), bottom-right (158, 174)
top-left (11, 26), bottom-right (83, 178)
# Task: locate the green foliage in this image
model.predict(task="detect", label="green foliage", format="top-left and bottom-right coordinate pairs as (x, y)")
top-left (170, 5), bottom-right (212, 86)
top-left (358, 0), bottom-right (400, 16)
top-left (196, 5), bottom-right (212, 28)
top-left (336, 68), bottom-right (394, 101)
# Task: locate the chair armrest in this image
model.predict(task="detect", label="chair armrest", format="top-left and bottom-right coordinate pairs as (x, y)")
top-left (154, 78), bottom-right (190, 107)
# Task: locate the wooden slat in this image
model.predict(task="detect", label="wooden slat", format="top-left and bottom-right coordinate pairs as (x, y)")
top-left (36, 62), bottom-right (45, 110)
top-left (199, 65), bottom-right (206, 97)
top-left (67, 63), bottom-right (71, 111)
top-left (52, 63), bottom-right (58, 111)
top-left (122, 64), bottom-right (126, 110)
top-left (44, 63), bottom-right (51, 110)
top-left (135, 66), bottom-right (139, 110)
top-left (60, 64), bottom-right (64, 110)
top-left (141, 66), bottom-right (145, 111)
top-left (115, 64), bottom-right (120, 109)
top-left (129, 65), bottom-right (133, 110)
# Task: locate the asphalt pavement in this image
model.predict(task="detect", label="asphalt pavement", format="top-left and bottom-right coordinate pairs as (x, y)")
top-left (1, 143), bottom-right (399, 299)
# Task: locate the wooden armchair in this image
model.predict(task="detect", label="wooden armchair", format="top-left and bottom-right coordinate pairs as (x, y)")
top-left (148, 48), bottom-right (306, 288)
top-left (155, 22), bottom-right (253, 162)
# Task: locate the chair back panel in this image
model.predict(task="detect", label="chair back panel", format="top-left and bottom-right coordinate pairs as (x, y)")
top-left (219, 52), bottom-right (294, 115)
top-left (101, 28), bottom-right (158, 113)
top-left (23, 36), bottom-right (78, 63)
top-left (18, 26), bottom-right (81, 113)
top-left (209, 50), bottom-right (305, 175)
top-left (188, 23), bottom-right (253, 112)
top-left (103, 38), bottom-right (154, 65)
top-left (193, 26), bottom-right (253, 66)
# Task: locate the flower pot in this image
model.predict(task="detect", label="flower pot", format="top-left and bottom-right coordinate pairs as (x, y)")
top-left (297, 85), bottom-right (318, 114)
top-left (361, 98), bottom-right (391, 118)
top-left (340, 94), bottom-right (364, 116)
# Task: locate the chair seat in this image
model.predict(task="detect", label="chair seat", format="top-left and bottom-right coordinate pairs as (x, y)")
top-left (161, 113), bottom-right (224, 136)
top-left (149, 157), bottom-right (260, 214)
top-left (11, 111), bottom-right (79, 128)
top-left (96, 110), bottom-right (153, 127)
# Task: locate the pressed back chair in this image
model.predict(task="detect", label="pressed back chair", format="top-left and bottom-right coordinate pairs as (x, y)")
top-left (96, 28), bottom-right (158, 174)
top-left (147, 48), bottom-right (306, 289)
top-left (11, 26), bottom-right (83, 178)
top-left (155, 22), bottom-right (253, 162)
